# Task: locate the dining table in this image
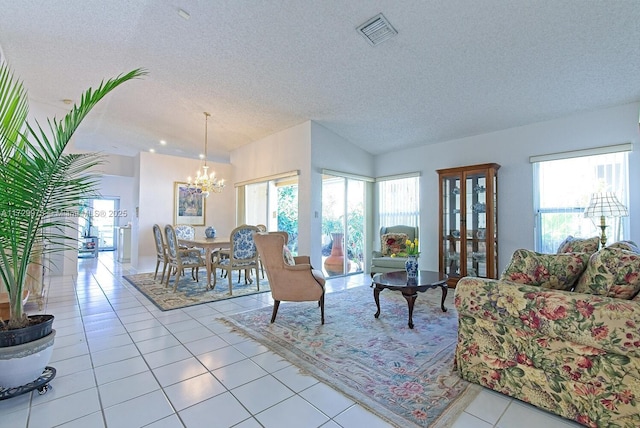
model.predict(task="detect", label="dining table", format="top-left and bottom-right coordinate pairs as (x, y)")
top-left (178, 237), bottom-right (230, 288)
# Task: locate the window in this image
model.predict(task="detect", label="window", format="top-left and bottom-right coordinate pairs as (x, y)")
top-left (236, 171), bottom-right (299, 252)
top-left (377, 175), bottom-right (420, 228)
top-left (532, 147), bottom-right (630, 253)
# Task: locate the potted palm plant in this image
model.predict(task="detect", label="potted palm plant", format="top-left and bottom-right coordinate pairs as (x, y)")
top-left (0, 60), bottom-right (144, 388)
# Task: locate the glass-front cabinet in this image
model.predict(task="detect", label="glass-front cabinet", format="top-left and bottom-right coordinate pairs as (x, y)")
top-left (437, 163), bottom-right (500, 287)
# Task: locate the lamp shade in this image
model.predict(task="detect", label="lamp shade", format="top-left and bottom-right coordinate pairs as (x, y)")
top-left (583, 192), bottom-right (628, 218)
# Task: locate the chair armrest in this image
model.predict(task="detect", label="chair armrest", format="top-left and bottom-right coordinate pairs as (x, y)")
top-left (285, 263), bottom-right (314, 272)
top-left (293, 255), bottom-right (310, 264)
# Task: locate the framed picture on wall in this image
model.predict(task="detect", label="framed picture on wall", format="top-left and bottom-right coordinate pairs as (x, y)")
top-left (173, 182), bottom-right (205, 225)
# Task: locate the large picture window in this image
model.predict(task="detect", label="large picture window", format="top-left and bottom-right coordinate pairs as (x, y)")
top-left (377, 175), bottom-right (420, 228)
top-left (532, 146), bottom-right (630, 253)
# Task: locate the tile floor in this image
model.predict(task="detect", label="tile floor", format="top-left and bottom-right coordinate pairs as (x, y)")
top-left (1, 253), bottom-right (582, 428)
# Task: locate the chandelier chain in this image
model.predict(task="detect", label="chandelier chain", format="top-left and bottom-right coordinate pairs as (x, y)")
top-left (186, 111), bottom-right (225, 197)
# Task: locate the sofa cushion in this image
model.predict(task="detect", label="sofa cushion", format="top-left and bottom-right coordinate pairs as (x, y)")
top-left (574, 247), bottom-right (640, 299)
top-left (371, 256), bottom-right (408, 269)
top-left (380, 233), bottom-right (408, 257)
top-left (500, 249), bottom-right (590, 290)
top-left (556, 235), bottom-right (600, 254)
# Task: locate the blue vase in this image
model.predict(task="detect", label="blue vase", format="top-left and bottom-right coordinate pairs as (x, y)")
top-left (205, 226), bottom-right (216, 238)
top-left (405, 255), bottom-right (419, 279)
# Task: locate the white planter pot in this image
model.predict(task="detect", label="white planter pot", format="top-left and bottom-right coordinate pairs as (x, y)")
top-left (0, 330), bottom-right (56, 388)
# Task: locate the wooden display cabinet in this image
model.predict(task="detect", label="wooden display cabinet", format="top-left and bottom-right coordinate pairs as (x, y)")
top-left (437, 163), bottom-right (500, 287)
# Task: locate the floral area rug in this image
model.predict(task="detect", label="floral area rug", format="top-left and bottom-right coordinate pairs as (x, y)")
top-left (223, 285), bottom-right (480, 427)
top-left (123, 271), bottom-right (270, 311)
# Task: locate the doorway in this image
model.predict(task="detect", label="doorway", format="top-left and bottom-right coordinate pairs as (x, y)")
top-left (321, 174), bottom-right (366, 277)
top-left (79, 198), bottom-right (120, 251)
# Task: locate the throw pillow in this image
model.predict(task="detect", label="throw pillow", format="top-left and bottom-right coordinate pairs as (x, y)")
top-left (500, 249), bottom-right (590, 290)
top-left (380, 233), bottom-right (408, 257)
top-left (574, 247), bottom-right (640, 299)
top-left (607, 240), bottom-right (640, 253)
top-left (556, 235), bottom-right (600, 255)
top-left (283, 245), bottom-right (295, 266)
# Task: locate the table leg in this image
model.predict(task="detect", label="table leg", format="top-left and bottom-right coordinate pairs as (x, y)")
top-left (373, 285), bottom-right (382, 319)
top-left (205, 247), bottom-right (213, 289)
top-left (402, 291), bottom-right (418, 329)
top-left (440, 285), bottom-right (448, 312)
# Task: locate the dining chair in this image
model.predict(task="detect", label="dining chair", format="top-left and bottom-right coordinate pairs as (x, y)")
top-left (256, 224), bottom-right (267, 278)
top-left (174, 224), bottom-right (205, 255)
top-left (152, 224), bottom-right (169, 282)
top-left (211, 225), bottom-right (260, 295)
top-left (164, 224), bottom-right (207, 291)
top-left (254, 231), bottom-right (325, 324)
top-left (174, 224), bottom-right (195, 240)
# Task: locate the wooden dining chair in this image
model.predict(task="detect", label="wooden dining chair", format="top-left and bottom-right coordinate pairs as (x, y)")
top-left (152, 224), bottom-right (169, 282)
top-left (164, 224), bottom-right (207, 291)
top-left (210, 225), bottom-right (260, 295)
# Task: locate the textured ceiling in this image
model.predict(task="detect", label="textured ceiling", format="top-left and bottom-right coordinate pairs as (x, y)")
top-left (0, 0), bottom-right (639, 161)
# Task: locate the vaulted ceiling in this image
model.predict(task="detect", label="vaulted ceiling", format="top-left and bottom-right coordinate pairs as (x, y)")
top-left (0, 1), bottom-right (639, 161)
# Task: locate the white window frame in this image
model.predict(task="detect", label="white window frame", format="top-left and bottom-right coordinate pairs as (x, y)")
top-left (531, 144), bottom-right (631, 252)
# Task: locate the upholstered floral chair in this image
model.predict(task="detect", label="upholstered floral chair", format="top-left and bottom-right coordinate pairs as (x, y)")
top-left (211, 225), bottom-right (260, 295)
top-left (174, 224), bottom-right (195, 240)
top-left (163, 224), bottom-right (207, 291)
top-left (370, 225), bottom-right (418, 276)
top-left (152, 224), bottom-right (169, 282)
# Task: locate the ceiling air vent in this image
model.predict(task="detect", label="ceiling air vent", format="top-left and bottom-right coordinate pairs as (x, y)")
top-left (357, 13), bottom-right (397, 46)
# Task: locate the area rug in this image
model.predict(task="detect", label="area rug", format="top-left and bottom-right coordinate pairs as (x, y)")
top-left (123, 271), bottom-right (270, 311)
top-left (223, 285), bottom-right (480, 428)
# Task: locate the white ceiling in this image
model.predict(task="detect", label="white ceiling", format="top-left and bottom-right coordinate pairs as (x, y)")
top-left (0, 1), bottom-right (639, 161)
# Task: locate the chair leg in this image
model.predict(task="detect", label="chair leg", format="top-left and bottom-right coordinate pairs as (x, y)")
top-left (271, 300), bottom-right (281, 323)
top-left (165, 266), bottom-right (172, 286)
top-left (319, 293), bottom-right (325, 325)
top-left (161, 262), bottom-right (168, 283)
top-left (154, 260), bottom-right (160, 279)
top-left (228, 269), bottom-right (233, 295)
top-left (255, 266), bottom-right (259, 290)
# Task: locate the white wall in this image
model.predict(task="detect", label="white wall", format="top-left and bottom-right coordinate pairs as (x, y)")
top-left (310, 122), bottom-right (375, 267)
top-left (98, 175), bottom-right (135, 227)
top-left (375, 102), bottom-right (640, 272)
top-left (231, 121), bottom-right (313, 255)
top-left (135, 152), bottom-right (234, 269)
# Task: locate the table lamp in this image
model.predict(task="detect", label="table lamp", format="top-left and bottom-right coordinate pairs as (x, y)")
top-left (583, 192), bottom-right (628, 247)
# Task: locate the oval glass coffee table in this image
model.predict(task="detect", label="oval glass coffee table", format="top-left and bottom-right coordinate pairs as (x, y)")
top-left (372, 270), bottom-right (448, 329)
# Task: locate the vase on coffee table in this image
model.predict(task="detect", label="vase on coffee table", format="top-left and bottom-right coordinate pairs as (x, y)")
top-left (405, 255), bottom-right (419, 279)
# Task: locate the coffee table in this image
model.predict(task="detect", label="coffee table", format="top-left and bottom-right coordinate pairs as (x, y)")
top-left (372, 270), bottom-right (448, 329)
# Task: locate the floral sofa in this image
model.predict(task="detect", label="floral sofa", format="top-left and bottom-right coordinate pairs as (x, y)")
top-left (454, 237), bottom-right (640, 427)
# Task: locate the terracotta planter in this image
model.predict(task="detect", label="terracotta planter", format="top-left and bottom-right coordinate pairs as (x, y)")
top-left (324, 232), bottom-right (348, 276)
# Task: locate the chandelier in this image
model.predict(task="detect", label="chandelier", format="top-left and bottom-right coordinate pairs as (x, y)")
top-left (187, 112), bottom-right (225, 197)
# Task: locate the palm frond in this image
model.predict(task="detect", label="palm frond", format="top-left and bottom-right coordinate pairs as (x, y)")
top-left (0, 62), bottom-right (146, 326)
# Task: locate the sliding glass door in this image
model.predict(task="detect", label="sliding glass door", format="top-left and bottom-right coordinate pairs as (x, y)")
top-left (240, 174), bottom-right (299, 252)
top-left (321, 174), bottom-right (366, 277)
